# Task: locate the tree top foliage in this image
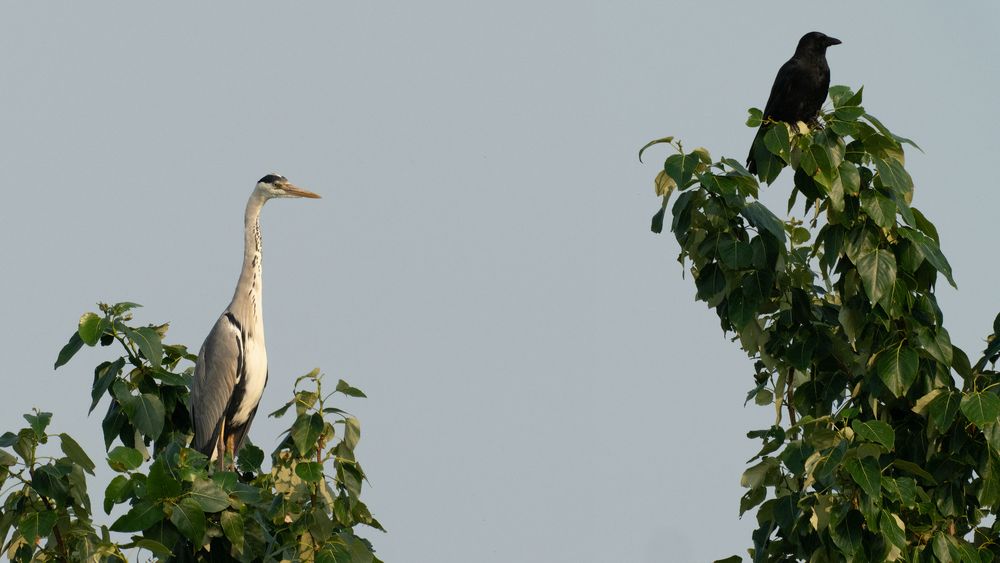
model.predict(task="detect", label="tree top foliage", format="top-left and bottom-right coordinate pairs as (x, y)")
top-left (643, 86), bottom-right (1000, 561)
top-left (1, 302), bottom-right (382, 562)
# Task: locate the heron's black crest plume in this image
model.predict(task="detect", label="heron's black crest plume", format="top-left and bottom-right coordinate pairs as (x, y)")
top-left (258, 174), bottom-right (286, 185)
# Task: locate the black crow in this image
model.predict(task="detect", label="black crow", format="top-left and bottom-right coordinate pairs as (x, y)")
top-left (746, 31), bottom-right (841, 175)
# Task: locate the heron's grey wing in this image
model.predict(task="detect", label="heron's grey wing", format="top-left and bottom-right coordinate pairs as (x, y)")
top-left (190, 312), bottom-right (243, 454)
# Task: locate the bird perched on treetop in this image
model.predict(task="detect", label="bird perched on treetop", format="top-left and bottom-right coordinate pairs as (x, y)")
top-left (746, 31), bottom-right (841, 176)
top-left (190, 174), bottom-right (320, 468)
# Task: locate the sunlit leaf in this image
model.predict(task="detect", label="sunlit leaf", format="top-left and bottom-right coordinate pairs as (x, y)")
top-left (124, 326), bottom-right (163, 370)
top-left (107, 446), bottom-right (144, 472)
top-left (78, 312), bottom-right (104, 346)
top-left (960, 392), bottom-right (1000, 428)
top-left (335, 380), bottom-right (367, 398)
top-left (851, 420), bottom-right (894, 450)
top-left (876, 343), bottom-right (918, 398)
top-left (856, 248), bottom-right (896, 304)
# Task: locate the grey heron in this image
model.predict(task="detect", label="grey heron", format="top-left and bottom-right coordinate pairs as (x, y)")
top-left (190, 174), bottom-right (320, 468)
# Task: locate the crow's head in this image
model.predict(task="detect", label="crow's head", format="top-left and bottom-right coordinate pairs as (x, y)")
top-left (796, 31), bottom-right (841, 55)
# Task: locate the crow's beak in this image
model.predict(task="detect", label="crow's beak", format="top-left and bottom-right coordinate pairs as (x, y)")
top-left (280, 182), bottom-right (322, 199)
top-left (827, 37), bottom-right (842, 46)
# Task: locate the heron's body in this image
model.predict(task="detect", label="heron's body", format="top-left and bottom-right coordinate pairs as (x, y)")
top-left (190, 175), bottom-right (319, 465)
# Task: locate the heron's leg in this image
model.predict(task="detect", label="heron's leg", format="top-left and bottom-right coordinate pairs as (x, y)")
top-left (216, 424), bottom-right (226, 471)
top-left (225, 432), bottom-right (239, 470)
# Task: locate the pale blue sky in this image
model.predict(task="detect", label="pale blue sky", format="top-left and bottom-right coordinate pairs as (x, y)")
top-left (1, 2), bottom-right (998, 561)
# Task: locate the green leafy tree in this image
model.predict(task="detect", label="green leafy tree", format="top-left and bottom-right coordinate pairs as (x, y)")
top-left (0, 302), bottom-right (382, 562)
top-left (642, 86), bottom-right (1000, 561)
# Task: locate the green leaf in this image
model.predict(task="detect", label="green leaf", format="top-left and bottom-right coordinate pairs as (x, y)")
top-left (124, 326), bottom-right (163, 370)
top-left (111, 500), bottom-right (164, 532)
top-left (58, 433), bottom-right (96, 475)
top-left (54, 332), bottom-right (85, 369)
top-left (745, 108), bottom-right (763, 127)
top-left (637, 136), bottom-right (674, 163)
top-left (897, 227), bottom-right (957, 288)
top-left (24, 411), bottom-right (52, 439)
top-left (189, 479), bottom-right (230, 512)
top-left (763, 123), bottom-right (791, 161)
top-left (18, 510), bottom-right (57, 542)
top-left (739, 487), bottom-right (766, 517)
top-left (296, 461), bottom-right (325, 482)
top-left (830, 510), bottom-right (863, 556)
top-left (984, 422), bottom-right (1000, 454)
top-left (104, 475), bottom-right (132, 514)
top-left (878, 511), bottom-right (906, 551)
top-left (694, 263), bottom-right (726, 304)
top-left (891, 459), bottom-right (937, 484)
top-left (78, 312), bottom-right (104, 346)
top-left (291, 413), bottom-right (325, 456)
top-left (851, 420), bottom-right (895, 451)
top-left (978, 453), bottom-right (1000, 506)
top-left (860, 191), bottom-right (896, 229)
top-left (928, 391), bottom-right (961, 433)
top-left (123, 393), bottom-right (165, 440)
top-left (108, 446), bottom-right (144, 472)
top-left (237, 444), bottom-right (264, 473)
top-left (90, 358), bottom-right (125, 414)
top-left (829, 85), bottom-right (859, 106)
top-left (915, 327), bottom-right (953, 367)
top-left (169, 497), bottom-right (206, 544)
top-left (150, 369), bottom-right (189, 387)
top-left (268, 398), bottom-right (295, 419)
top-left (344, 417), bottom-right (361, 451)
top-left (960, 392), bottom-right (1000, 428)
top-left (146, 459), bottom-right (182, 501)
top-left (109, 301), bottom-right (143, 315)
top-left (740, 457), bottom-right (778, 489)
top-left (740, 202), bottom-right (786, 242)
top-left (650, 205), bottom-right (666, 234)
top-left (335, 379), bottom-right (367, 398)
top-left (718, 238), bottom-right (753, 270)
top-left (220, 511), bottom-right (244, 554)
top-left (834, 105), bottom-right (865, 122)
top-left (876, 343), bottom-right (918, 398)
top-left (846, 457), bottom-right (881, 497)
top-left (856, 248), bottom-right (897, 305)
top-left (133, 539), bottom-right (173, 558)
top-left (862, 113), bottom-right (921, 151)
top-left (664, 152), bottom-right (699, 188)
top-left (873, 156), bottom-right (913, 196)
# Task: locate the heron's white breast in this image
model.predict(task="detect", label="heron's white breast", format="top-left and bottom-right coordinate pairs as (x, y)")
top-left (232, 333), bottom-right (268, 425)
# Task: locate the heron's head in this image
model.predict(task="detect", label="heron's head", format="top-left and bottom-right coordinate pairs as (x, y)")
top-left (255, 174), bottom-right (321, 200)
top-left (796, 32), bottom-right (841, 55)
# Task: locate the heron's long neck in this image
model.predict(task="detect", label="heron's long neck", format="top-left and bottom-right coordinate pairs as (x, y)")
top-left (232, 193), bottom-right (265, 324)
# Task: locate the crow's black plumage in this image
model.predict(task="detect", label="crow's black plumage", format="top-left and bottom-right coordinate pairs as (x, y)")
top-left (747, 31), bottom-right (841, 175)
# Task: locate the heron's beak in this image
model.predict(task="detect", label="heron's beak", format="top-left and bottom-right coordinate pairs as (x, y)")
top-left (281, 183), bottom-right (321, 199)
